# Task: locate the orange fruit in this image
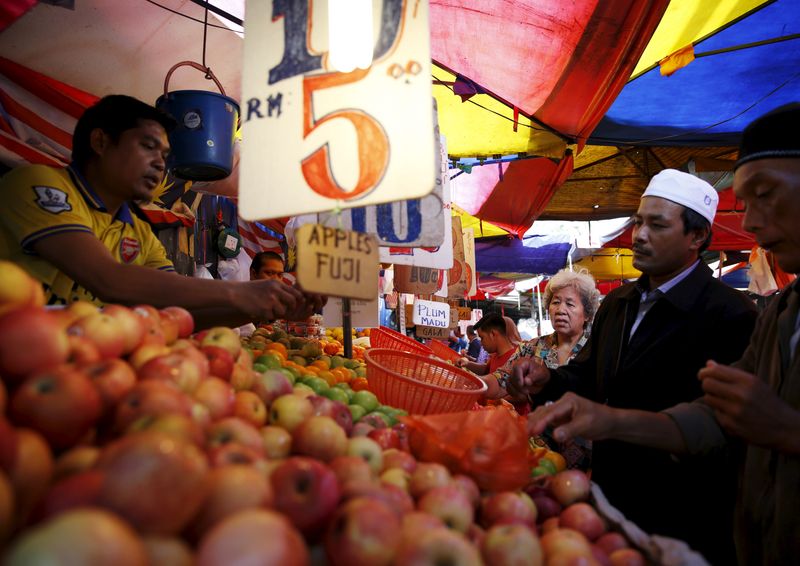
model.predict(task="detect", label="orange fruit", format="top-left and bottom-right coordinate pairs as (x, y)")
top-left (351, 377), bottom-right (369, 391)
top-left (318, 370), bottom-right (337, 387)
top-left (264, 342), bottom-right (288, 358)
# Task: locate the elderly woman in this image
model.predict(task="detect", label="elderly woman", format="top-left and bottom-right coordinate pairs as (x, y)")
top-left (487, 268), bottom-right (600, 401)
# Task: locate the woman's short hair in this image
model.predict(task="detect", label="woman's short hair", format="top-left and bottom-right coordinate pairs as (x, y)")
top-left (543, 268), bottom-right (601, 323)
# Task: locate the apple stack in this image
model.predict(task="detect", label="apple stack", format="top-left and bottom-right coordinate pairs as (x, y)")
top-left (0, 265), bottom-right (647, 565)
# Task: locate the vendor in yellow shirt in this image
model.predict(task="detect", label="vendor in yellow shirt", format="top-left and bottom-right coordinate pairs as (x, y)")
top-left (0, 94), bottom-right (323, 328)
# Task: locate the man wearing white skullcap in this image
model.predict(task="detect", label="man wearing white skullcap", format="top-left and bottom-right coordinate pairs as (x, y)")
top-left (509, 168), bottom-right (757, 563)
top-left (523, 103), bottom-right (800, 565)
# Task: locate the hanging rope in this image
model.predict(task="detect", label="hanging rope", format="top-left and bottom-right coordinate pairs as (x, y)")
top-left (201, 2), bottom-right (212, 79)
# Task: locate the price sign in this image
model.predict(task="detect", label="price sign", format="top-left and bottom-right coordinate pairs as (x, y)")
top-left (393, 265), bottom-right (441, 294)
top-left (295, 224), bottom-right (379, 300)
top-left (416, 325), bottom-right (449, 339)
top-left (462, 227), bottom-right (477, 296)
top-left (412, 298), bottom-right (450, 328)
top-left (458, 307), bottom-right (472, 320)
top-left (240, 0), bottom-right (435, 220)
top-left (448, 217), bottom-right (467, 298)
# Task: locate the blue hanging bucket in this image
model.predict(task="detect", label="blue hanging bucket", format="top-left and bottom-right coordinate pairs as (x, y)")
top-left (156, 61), bottom-right (239, 182)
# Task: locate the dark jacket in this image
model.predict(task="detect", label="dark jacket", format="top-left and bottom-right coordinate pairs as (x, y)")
top-left (732, 282), bottom-right (800, 565)
top-left (541, 262), bottom-right (758, 564)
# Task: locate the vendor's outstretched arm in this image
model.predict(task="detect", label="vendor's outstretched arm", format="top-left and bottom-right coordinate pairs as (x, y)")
top-left (34, 232), bottom-right (322, 327)
top-left (527, 392), bottom-right (689, 454)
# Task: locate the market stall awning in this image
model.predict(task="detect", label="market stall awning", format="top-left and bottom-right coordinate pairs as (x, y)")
top-left (431, 0), bottom-right (669, 149)
top-left (574, 249), bottom-right (641, 281)
top-left (590, 0), bottom-right (800, 147)
top-left (475, 233), bottom-right (572, 275)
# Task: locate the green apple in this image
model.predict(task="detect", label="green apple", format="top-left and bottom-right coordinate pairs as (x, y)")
top-left (348, 404), bottom-right (367, 422)
top-left (352, 390), bottom-right (379, 413)
top-left (330, 355), bottom-right (345, 369)
top-left (334, 382), bottom-right (355, 402)
top-left (302, 376), bottom-right (329, 395)
top-left (355, 366), bottom-right (367, 378)
top-left (290, 355), bottom-right (307, 367)
top-left (322, 387), bottom-right (350, 405)
top-left (293, 383), bottom-right (315, 396)
top-left (253, 363), bottom-right (269, 374)
top-left (254, 353), bottom-right (282, 370)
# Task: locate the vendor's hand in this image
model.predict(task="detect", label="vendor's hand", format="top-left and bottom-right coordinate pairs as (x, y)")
top-left (507, 357), bottom-right (550, 400)
top-left (455, 357), bottom-right (469, 368)
top-left (699, 360), bottom-right (800, 452)
top-left (238, 279), bottom-right (305, 321)
top-left (284, 291), bottom-right (327, 321)
top-left (527, 392), bottom-right (615, 442)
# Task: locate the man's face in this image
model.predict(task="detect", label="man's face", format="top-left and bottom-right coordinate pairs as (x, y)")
top-left (252, 258), bottom-right (284, 281)
top-left (735, 158), bottom-right (800, 273)
top-left (631, 196), bottom-right (700, 279)
top-left (98, 119), bottom-right (169, 202)
top-left (477, 328), bottom-right (497, 353)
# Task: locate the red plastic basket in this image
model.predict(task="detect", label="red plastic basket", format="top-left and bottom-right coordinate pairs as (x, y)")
top-left (370, 326), bottom-right (433, 356)
top-left (428, 339), bottom-right (462, 363)
top-left (364, 349), bottom-right (487, 414)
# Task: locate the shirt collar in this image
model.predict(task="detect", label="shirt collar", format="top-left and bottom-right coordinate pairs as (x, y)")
top-left (636, 259), bottom-right (701, 297)
top-left (67, 164), bottom-right (134, 225)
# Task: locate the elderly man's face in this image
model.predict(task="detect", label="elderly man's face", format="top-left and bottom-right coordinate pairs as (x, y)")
top-left (735, 158), bottom-right (800, 273)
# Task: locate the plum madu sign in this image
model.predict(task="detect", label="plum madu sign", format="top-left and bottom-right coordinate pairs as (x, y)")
top-left (239, 0), bottom-right (435, 220)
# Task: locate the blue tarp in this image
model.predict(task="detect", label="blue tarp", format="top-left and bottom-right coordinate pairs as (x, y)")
top-left (475, 234), bottom-right (572, 275)
top-left (590, 0), bottom-right (800, 147)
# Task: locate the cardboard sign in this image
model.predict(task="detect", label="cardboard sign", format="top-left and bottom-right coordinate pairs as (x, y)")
top-left (295, 224), bottom-right (379, 300)
top-left (393, 265), bottom-right (441, 295)
top-left (412, 299), bottom-right (450, 328)
top-left (240, 0), bottom-right (435, 220)
top-left (380, 134), bottom-right (453, 268)
top-left (458, 307), bottom-right (472, 321)
top-left (448, 216), bottom-right (468, 298)
top-left (449, 308), bottom-right (459, 329)
top-left (322, 296), bottom-right (379, 328)
top-left (462, 227), bottom-right (477, 296)
top-left (416, 325), bottom-right (449, 339)
top-left (404, 303), bottom-right (414, 328)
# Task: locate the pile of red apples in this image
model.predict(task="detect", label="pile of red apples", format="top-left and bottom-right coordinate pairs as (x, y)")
top-left (0, 275), bottom-right (646, 565)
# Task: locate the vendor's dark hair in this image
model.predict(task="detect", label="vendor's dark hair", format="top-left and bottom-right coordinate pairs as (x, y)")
top-left (251, 251), bottom-right (284, 272)
top-left (474, 313), bottom-right (506, 335)
top-left (72, 95), bottom-right (176, 168)
top-left (681, 207), bottom-right (713, 253)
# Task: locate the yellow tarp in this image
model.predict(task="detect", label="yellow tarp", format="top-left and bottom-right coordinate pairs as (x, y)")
top-left (433, 65), bottom-right (567, 159)
top-left (631, 0), bottom-right (769, 78)
top-left (453, 204), bottom-right (509, 238)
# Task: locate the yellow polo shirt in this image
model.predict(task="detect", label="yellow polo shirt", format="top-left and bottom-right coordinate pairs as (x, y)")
top-left (0, 164), bottom-right (174, 305)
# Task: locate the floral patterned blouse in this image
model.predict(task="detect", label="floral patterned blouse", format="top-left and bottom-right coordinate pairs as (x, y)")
top-left (494, 330), bottom-right (591, 386)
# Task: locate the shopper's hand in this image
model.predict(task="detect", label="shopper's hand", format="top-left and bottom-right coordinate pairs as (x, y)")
top-left (238, 279), bottom-right (305, 321)
top-left (455, 357), bottom-right (469, 368)
top-left (527, 392), bottom-right (615, 441)
top-left (507, 357), bottom-right (550, 399)
top-left (699, 360), bottom-right (800, 452)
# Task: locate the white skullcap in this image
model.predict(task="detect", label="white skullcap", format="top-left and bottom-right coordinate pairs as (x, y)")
top-left (641, 169), bottom-right (718, 224)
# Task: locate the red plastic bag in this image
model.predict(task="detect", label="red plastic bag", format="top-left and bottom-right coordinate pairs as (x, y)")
top-left (401, 406), bottom-right (533, 492)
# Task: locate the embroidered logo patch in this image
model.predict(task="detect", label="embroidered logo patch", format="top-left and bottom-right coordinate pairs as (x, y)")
top-left (33, 186), bottom-right (71, 213)
top-left (120, 237), bottom-right (140, 263)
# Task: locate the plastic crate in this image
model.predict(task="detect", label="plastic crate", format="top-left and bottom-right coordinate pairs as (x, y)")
top-left (370, 326), bottom-right (433, 356)
top-left (364, 349), bottom-right (487, 414)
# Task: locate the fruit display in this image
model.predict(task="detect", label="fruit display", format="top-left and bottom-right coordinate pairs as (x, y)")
top-left (0, 269), bottom-right (663, 565)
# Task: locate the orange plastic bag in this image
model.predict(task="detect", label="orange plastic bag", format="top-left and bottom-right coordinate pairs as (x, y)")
top-left (401, 406), bottom-right (533, 492)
